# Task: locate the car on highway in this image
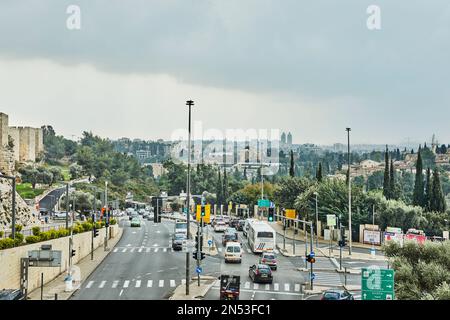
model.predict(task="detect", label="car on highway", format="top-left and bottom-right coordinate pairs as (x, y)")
top-left (320, 289), bottom-right (354, 300)
top-left (138, 209), bottom-right (146, 215)
top-left (175, 220), bottom-right (188, 235)
top-left (172, 233), bottom-right (187, 251)
top-left (130, 217), bottom-right (141, 227)
top-left (222, 231), bottom-right (239, 246)
top-left (248, 264), bottom-right (273, 284)
top-left (214, 221), bottom-right (228, 232)
top-left (129, 212), bottom-right (139, 221)
top-left (0, 289), bottom-right (24, 300)
top-left (242, 218), bottom-right (257, 237)
top-left (235, 220), bottom-right (245, 231)
top-left (53, 211), bottom-right (70, 219)
top-left (224, 242), bottom-right (242, 263)
top-left (259, 251), bottom-right (277, 270)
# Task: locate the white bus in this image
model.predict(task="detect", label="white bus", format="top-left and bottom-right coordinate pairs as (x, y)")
top-left (247, 221), bottom-right (276, 253)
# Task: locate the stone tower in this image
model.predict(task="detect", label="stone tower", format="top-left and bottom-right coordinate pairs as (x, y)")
top-left (281, 132), bottom-right (286, 144)
top-left (287, 132), bottom-right (293, 145)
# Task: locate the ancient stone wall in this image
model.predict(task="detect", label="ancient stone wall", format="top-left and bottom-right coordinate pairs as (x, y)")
top-left (0, 112), bottom-right (9, 147)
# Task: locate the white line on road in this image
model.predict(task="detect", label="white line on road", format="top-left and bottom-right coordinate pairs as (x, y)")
top-left (181, 279), bottom-right (186, 285)
top-left (154, 248), bottom-right (159, 253)
top-left (247, 248), bottom-right (252, 253)
top-left (170, 280), bottom-right (176, 287)
top-left (253, 283), bottom-right (259, 290)
top-left (146, 248), bottom-right (150, 252)
top-left (147, 280), bottom-right (153, 287)
top-left (126, 244), bottom-right (131, 247)
top-left (123, 280), bottom-right (130, 288)
top-left (122, 248), bottom-right (127, 252)
top-left (135, 280), bottom-right (141, 288)
top-left (86, 281), bottom-right (94, 289)
top-left (112, 281), bottom-right (119, 288)
top-left (265, 284), bottom-right (270, 290)
top-left (273, 283), bottom-right (279, 291)
top-left (284, 283), bottom-right (290, 291)
top-left (295, 284), bottom-right (300, 292)
top-left (153, 244), bottom-right (158, 247)
top-left (119, 289), bottom-right (123, 296)
top-left (244, 282), bottom-right (250, 289)
top-left (99, 281), bottom-right (106, 288)
top-left (157, 270), bottom-right (164, 273)
top-left (159, 280), bottom-right (164, 287)
top-left (113, 248), bottom-right (118, 252)
top-left (138, 248), bottom-right (143, 252)
top-left (130, 248), bottom-right (135, 253)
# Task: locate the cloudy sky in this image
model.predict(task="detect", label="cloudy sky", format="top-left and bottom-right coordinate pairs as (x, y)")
top-left (0, 0), bottom-right (449, 145)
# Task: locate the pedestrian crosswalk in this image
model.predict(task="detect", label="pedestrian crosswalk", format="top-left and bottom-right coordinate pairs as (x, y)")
top-left (312, 272), bottom-right (342, 286)
top-left (83, 279), bottom-right (185, 290)
top-left (216, 247), bottom-right (279, 254)
top-left (113, 246), bottom-right (175, 253)
top-left (211, 280), bottom-right (302, 293)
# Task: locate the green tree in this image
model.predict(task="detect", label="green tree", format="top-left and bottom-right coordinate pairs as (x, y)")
top-left (389, 159), bottom-right (398, 200)
top-left (289, 150), bottom-right (295, 177)
top-left (223, 168), bottom-right (229, 203)
top-left (383, 148), bottom-right (390, 199)
top-left (216, 169), bottom-right (223, 206)
top-left (424, 168), bottom-right (432, 212)
top-left (413, 149), bottom-right (424, 206)
top-left (430, 169), bottom-right (447, 213)
top-left (316, 162), bottom-right (323, 182)
top-left (273, 177), bottom-right (313, 209)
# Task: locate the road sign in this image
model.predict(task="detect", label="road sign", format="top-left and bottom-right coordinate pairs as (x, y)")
top-left (326, 214), bottom-right (336, 227)
top-left (310, 252), bottom-right (315, 258)
top-left (208, 239), bottom-right (213, 247)
top-left (285, 209), bottom-right (296, 219)
top-left (196, 266), bottom-right (203, 274)
top-left (258, 199), bottom-right (270, 208)
top-left (310, 273), bottom-right (315, 280)
top-left (361, 268), bottom-right (395, 300)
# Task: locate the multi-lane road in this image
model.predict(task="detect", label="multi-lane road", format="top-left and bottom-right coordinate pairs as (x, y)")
top-left (70, 216), bottom-right (384, 300)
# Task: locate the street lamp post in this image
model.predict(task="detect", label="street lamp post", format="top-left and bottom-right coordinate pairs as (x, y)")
top-left (0, 174), bottom-right (16, 239)
top-left (105, 181), bottom-right (109, 251)
top-left (185, 99), bottom-right (194, 296)
top-left (314, 192), bottom-right (319, 248)
top-left (346, 127), bottom-right (352, 255)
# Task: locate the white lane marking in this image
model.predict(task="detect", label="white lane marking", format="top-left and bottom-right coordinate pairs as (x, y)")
top-left (295, 284), bottom-right (300, 292)
top-left (284, 283), bottom-right (290, 291)
top-left (99, 281), bottom-right (106, 288)
top-left (253, 283), bottom-right (259, 290)
top-left (170, 280), bottom-right (176, 287)
top-left (153, 244), bottom-right (158, 247)
top-left (119, 289), bottom-right (123, 296)
top-left (274, 283), bottom-right (279, 291)
top-left (218, 248), bottom-right (222, 252)
top-left (171, 248), bottom-right (174, 252)
top-left (163, 248), bottom-right (167, 252)
top-left (123, 280), bottom-right (130, 288)
top-left (181, 279), bottom-right (186, 285)
top-left (132, 232), bottom-right (136, 234)
top-left (265, 284), bottom-right (270, 290)
top-left (154, 248), bottom-right (159, 253)
top-left (244, 282), bottom-right (250, 289)
top-left (113, 248), bottom-right (118, 252)
top-left (159, 280), bottom-right (164, 287)
top-left (274, 249), bottom-right (279, 254)
top-left (86, 281), bottom-right (94, 289)
top-left (122, 248), bottom-right (127, 253)
top-left (157, 270), bottom-right (164, 273)
top-left (147, 280), bottom-right (153, 288)
top-left (112, 280), bottom-right (119, 288)
top-left (146, 248), bottom-right (150, 252)
top-left (157, 231), bottom-right (161, 234)
top-left (247, 248), bottom-right (252, 253)
top-left (130, 248), bottom-right (135, 253)
top-left (138, 248), bottom-right (143, 252)
top-left (135, 280), bottom-right (141, 288)
top-left (126, 244), bottom-right (131, 247)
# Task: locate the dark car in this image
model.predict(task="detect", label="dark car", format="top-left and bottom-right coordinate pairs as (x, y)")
top-left (249, 264), bottom-right (273, 284)
top-left (320, 289), bottom-right (354, 300)
top-left (172, 233), bottom-right (187, 251)
top-left (235, 220), bottom-right (245, 231)
top-left (0, 289), bottom-right (24, 300)
top-left (222, 232), bottom-right (238, 246)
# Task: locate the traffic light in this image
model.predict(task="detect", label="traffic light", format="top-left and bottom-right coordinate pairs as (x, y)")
top-left (306, 253), bottom-right (316, 263)
top-left (268, 207), bottom-right (275, 222)
top-left (201, 205), bottom-right (205, 217)
top-left (195, 234), bottom-right (203, 252)
top-left (193, 251), bottom-right (206, 260)
top-left (339, 228), bottom-right (347, 247)
top-left (93, 227), bottom-right (99, 238)
top-left (71, 249), bottom-right (76, 257)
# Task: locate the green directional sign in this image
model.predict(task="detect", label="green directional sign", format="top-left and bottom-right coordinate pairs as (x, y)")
top-left (258, 199), bottom-right (270, 208)
top-left (361, 268), bottom-right (395, 300)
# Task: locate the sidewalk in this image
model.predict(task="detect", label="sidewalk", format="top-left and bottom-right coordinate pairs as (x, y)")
top-left (27, 226), bottom-right (124, 300)
top-left (169, 276), bottom-right (217, 300)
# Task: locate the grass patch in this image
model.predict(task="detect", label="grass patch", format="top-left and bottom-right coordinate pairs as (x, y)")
top-left (16, 183), bottom-right (45, 199)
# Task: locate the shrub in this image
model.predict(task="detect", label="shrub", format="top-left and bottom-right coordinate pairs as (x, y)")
top-left (101, 220), bottom-right (106, 227)
top-left (95, 222), bottom-right (102, 230)
top-left (11, 233), bottom-right (24, 246)
top-left (81, 222), bottom-right (93, 232)
top-left (39, 232), bottom-right (49, 241)
top-left (0, 231), bottom-right (4, 238)
top-left (47, 230), bottom-right (58, 239)
top-left (110, 218), bottom-right (117, 225)
top-left (0, 238), bottom-right (15, 250)
top-left (14, 224), bottom-right (23, 232)
top-left (32, 226), bottom-right (41, 236)
top-left (72, 225), bottom-right (83, 234)
top-left (25, 235), bottom-right (41, 244)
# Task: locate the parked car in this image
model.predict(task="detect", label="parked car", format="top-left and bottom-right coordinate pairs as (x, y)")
top-left (320, 289), bottom-right (354, 300)
top-left (214, 221), bottom-right (228, 232)
top-left (130, 217), bottom-right (141, 227)
top-left (248, 264), bottom-right (273, 284)
top-left (53, 211), bottom-right (69, 219)
top-left (172, 233), bottom-right (187, 251)
top-left (0, 289), bottom-right (24, 300)
top-left (224, 242), bottom-right (242, 263)
top-left (259, 251), bottom-right (277, 270)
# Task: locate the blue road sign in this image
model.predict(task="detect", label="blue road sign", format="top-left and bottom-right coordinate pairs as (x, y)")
top-left (208, 240), bottom-right (213, 247)
top-left (196, 266), bottom-right (203, 274)
top-left (311, 273), bottom-right (316, 280)
top-left (310, 252), bottom-right (315, 258)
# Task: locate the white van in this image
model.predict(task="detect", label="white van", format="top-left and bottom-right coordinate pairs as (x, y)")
top-left (243, 218), bottom-right (257, 238)
top-left (224, 242), bottom-right (242, 263)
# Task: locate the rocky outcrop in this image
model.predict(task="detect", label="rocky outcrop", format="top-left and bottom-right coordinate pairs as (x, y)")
top-left (0, 177), bottom-right (37, 231)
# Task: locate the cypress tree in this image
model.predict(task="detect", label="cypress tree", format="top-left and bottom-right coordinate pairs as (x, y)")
top-left (412, 148), bottom-right (424, 206)
top-left (216, 169), bottom-right (223, 206)
top-left (243, 168), bottom-right (247, 180)
top-left (396, 148), bottom-right (401, 160)
top-left (316, 162), bottom-right (323, 182)
top-left (289, 150), bottom-right (295, 177)
top-left (383, 147), bottom-right (390, 199)
top-left (424, 168), bottom-right (432, 212)
top-left (430, 170), bottom-right (447, 213)
top-left (223, 168), bottom-right (228, 204)
top-left (389, 159), bottom-right (396, 200)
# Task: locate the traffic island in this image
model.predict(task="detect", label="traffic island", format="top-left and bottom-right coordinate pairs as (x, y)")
top-left (169, 276), bottom-right (216, 300)
top-left (276, 243), bottom-right (303, 257)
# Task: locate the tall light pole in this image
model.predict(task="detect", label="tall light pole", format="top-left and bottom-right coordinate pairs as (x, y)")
top-left (105, 181), bottom-right (109, 251)
top-left (313, 192), bottom-right (319, 248)
top-left (185, 99), bottom-right (194, 296)
top-left (346, 127), bottom-right (352, 255)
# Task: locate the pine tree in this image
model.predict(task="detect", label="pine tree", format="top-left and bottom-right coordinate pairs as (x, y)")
top-left (396, 148), bottom-right (401, 160)
top-left (413, 148), bottom-right (424, 206)
top-left (430, 170), bottom-right (447, 213)
top-left (316, 162), bottom-right (323, 182)
top-left (389, 159), bottom-right (396, 200)
top-left (289, 150), bottom-right (295, 177)
top-left (223, 168), bottom-right (228, 204)
top-left (243, 168), bottom-right (247, 180)
top-left (424, 168), bottom-right (432, 212)
top-left (383, 147), bottom-right (390, 199)
top-left (216, 170), bottom-right (223, 206)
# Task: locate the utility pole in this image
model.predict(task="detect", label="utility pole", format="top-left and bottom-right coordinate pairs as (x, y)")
top-left (186, 99), bottom-right (194, 296)
top-left (91, 186), bottom-right (96, 260)
top-left (346, 127), bottom-right (352, 255)
top-left (314, 192), bottom-right (319, 248)
top-left (310, 222), bottom-right (314, 290)
top-left (65, 183), bottom-right (69, 229)
top-left (104, 181), bottom-right (109, 251)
